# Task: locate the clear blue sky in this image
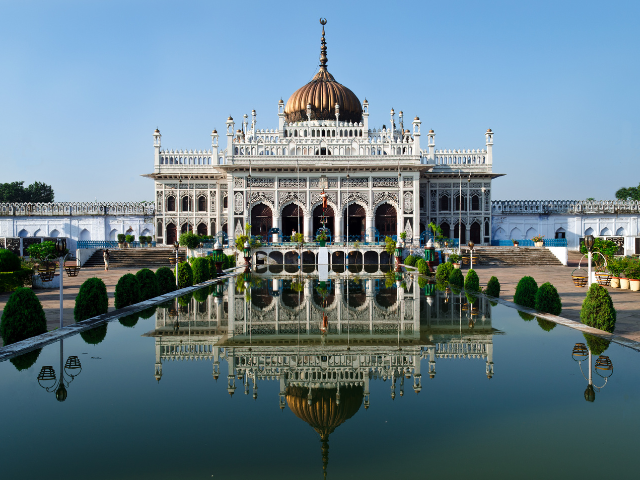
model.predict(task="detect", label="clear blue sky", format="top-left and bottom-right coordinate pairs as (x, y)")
top-left (1, 0), bottom-right (638, 202)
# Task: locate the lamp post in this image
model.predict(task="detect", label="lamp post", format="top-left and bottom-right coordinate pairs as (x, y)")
top-left (37, 339), bottom-right (82, 402)
top-left (173, 241), bottom-right (180, 287)
top-left (468, 241), bottom-right (475, 270)
top-left (584, 234), bottom-right (595, 287)
top-left (214, 239), bottom-right (223, 275)
top-left (243, 240), bottom-right (251, 273)
top-left (572, 342), bottom-right (613, 402)
top-left (395, 237), bottom-right (404, 273)
top-left (55, 238), bottom-right (67, 329)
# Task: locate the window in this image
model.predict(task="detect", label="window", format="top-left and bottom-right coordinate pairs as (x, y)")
top-left (198, 196), bottom-right (207, 212)
top-left (167, 196), bottom-right (175, 211)
top-left (471, 195), bottom-right (480, 211)
top-left (439, 195), bottom-right (450, 211)
top-left (223, 196), bottom-right (228, 209)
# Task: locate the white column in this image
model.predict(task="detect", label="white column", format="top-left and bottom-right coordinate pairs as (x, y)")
top-left (273, 215), bottom-right (281, 242)
top-left (304, 214), bottom-right (313, 242)
top-left (365, 215), bottom-right (374, 242)
top-left (335, 215), bottom-right (343, 242)
top-left (227, 176), bottom-right (234, 244)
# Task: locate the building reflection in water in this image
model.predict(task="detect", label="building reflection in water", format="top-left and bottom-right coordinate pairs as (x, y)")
top-left (145, 276), bottom-right (497, 477)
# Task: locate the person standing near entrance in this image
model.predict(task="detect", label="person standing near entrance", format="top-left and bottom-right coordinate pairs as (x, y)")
top-left (103, 249), bottom-right (110, 271)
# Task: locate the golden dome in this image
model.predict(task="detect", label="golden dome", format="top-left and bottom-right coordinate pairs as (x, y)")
top-left (284, 20), bottom-right (362, 124)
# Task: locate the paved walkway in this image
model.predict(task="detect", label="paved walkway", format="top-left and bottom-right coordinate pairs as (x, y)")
top-left (0, 266), bottom-right (164, 346)
top-left (470, 251), bottom-right (640, 342)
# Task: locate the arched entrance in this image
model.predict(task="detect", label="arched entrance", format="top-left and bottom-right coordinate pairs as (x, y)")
top-left (251, 203), bottom-right (273, 240)
top-left (343, 203), bottom-right (366, 240)
top-left (375, 203), bottom-right (397, 238)
top-left (181, 223), bottom-right (193, 234)
top-left (313, 204), bottom-right (334, 238)
top-left (166, 224), bottom-right (177, 245)
top-left (470, 222), bottom-right (481, 244)
top-left (454, 222), bottom-right (466, 244)
top-left (282, 203), bottom-right (304, 238)
top-left (197, 223), bottom-right (207, 236)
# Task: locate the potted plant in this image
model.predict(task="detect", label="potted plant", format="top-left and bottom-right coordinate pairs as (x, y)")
top-left (117, 234), bottom-right (126, 248)
top-left (125, 234), bottom-right (135, 248)
top-left (607, 257), bottom-right (622, 288)
top-left (512, 239), bottom-right (519, 247)
top-left (620, 264), bottom-right (630, 290)
top-left (532, 235), bottom-right (545, 247)
top-left (449, 253), bottom-right (461, 269)
top-left (627, 261), bottom-right (640, 292)
top-left (316, 230), bottom-right (328, 247)
top-left (400, 231), bottom-right (407, 241)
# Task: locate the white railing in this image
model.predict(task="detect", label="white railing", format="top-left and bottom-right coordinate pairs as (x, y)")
top-left (492, 199), bottom-right (640, 215)
top-left (0, 202), bottom-right (155, 216)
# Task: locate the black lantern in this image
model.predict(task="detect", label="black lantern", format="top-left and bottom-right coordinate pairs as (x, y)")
top-left (55, 238), bottom-right (66, 256)
top-left (584, 235), bottom-right (595, 252)
top-left (468, 241), bottom-right (475, 251)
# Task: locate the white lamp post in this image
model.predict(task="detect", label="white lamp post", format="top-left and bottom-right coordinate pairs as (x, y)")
top-left (55, 238), bottom-right (67, 329)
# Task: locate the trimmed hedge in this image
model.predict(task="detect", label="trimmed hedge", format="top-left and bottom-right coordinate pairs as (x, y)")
top-left (435, 262), bottom-right (454, 283)
top-left (207, 257), bottom-right (218, 278)
top-left (0, 287), bottom-right (47, 345)
top-left (10, 348), bottom-right (42, 371)
top-left (514, 276), bottom-right (538, 308)
top-left (580, 283), bottom-right (616, 333)
top-left (155, 267), bottom-right (176, 295)
top-left (177, 261), bottom-right (193, 288)
top-left (404, 255), bottom-right (416, 266)
top-left (416, 258), bottom-right (428, 275)
top-left (191, 257), bottom-right (210, 284)
top-left (222, 254), bottom-right (236, 270)
top-left (537, 318), bottom-right (557, 332)
top-left (136, 268), bottom-right (160, 301)
top-left (418, 277), bottom-right (428, 289)
top-left (114, 273), bottom-right (140, 309)
top-left (464, 269), bottom-right (480, 292)
top-left (0, 269), bottom-right (33, 293)
top-left (449, 268), bottom-right (464, 288)
top-left (583, 332), bottom-right (611, 355)
top-left (534, 282), bottom-right (562, 315)
top-left (74, 277), bottom-right (109, 322)
top-left (485, 276), bottom-right (501, 298)
top-left (0, 249), bottom-right (21, 272)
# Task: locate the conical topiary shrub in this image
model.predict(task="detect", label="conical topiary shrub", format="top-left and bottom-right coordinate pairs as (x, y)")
top-left (155, 267), bottom-right (177, 295)
top-left (10, 348), bottom-right (43, 371)
top-left (514, 276), bottom-right (538, 308)
top-left (484, 276), bottom-right (500, 298)
top-left (0, 287), bottom-right (47, 345)
top-left (114, 273), bottom-right (140, 309)
top-left (74, 277), bottom-right (109, 322)
top-left (136, 268), bottom-right (160, 301)
top-left (191, 257), bottom-right (210, 284)
top-left (435, 262), bottom-right (454, 283)
top-left (177, 261), bottom-right (193, 289)
top-left (449, 268), bottom-right (464, 288)
top-left (534, 282), bottom-right (562, 315)
top-left (580, 283), bottom-right (616, 333)
top-left (464, 269), bottom-right (480, 291)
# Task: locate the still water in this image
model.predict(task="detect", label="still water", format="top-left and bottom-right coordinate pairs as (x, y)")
top-left (0, 275), bottom-right (637, 479)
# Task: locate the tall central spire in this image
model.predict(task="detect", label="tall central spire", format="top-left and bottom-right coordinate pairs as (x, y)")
top-left (319, 18), bottom-right (328, 71)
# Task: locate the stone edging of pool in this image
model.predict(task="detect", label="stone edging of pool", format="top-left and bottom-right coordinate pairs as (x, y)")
top-left (0, 267), bottom-right (244, 362)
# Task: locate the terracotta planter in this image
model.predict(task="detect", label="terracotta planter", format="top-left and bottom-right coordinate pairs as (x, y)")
top-left (118, 243), bottom-right (124, 249)
top-left (513, 243), bottom-right (519, 247)
top-left (620, 278), bottom-right (630, 289)
top-left (453, 263), bottom-right (461, 269)
top-left (630, 279), bottom-right (640, 292)
top-left (610, 277), bottom-right (620, 288)
top-left (534, 241), bottom-right (544, 247)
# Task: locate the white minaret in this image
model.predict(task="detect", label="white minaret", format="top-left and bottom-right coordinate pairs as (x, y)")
top-left (226, 116), bottom-right (234, 161)
top-left (210, 129), bottom-right (219, 164)
top-left (153, 128), bottom-right (161, 169)
top-left (278, 99), bottom-right (285, 132)
top-left (428, 129), bottom-right (436, 162)
top-left (362, 98), bottom-right (369, 132)
top-left (485, 128), bottom-right (493, 165)
top-left (251, 109), bottom-right (257, 132)
top-left (412, 116), bottom-right (421, 153)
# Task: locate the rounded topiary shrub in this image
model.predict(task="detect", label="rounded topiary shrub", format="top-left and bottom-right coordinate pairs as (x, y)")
top-left (0, 249), bottom-right (21, 272)
top-left (485, 276), bottom-right (501, 298)
top-left (74, 277), bottom-right (108, 322)
top-left (449, 268), bottom-right (464, 288)
top-left (191, 257), bottom-right (210, 284)
top-left (80, 323), bottom-right (108, 345)
top-left (178, 292), bottom-right (193, 307)
top-left (583, 332), bottom-right (611, 355)
top-left (119, 313), bottom-right (139, 328)
top-left (416, 258), bottom-right (428, 275)
top-left (534, 282), bottom-right (562, 315)
top-left (194, 288), bottom-right (209, 303)
top-left (207, 257), bottom-right (217, 278)
top-left (10, 348), bottom-right (42, 371)
top-left (514, 276), bottom-right (538, 308)
top-left (114, 273), bottom-right (140, 309)
top-left (155, 267), bottom-right (176, 295)
top-left (136, 268), bottom-right (160, 301)
top-left (0, 287), bottom-right (47, 345)
top-left (404, 255), bottom-right (416, 267)
top-left (518, 311), bottom-right (535, 321)
top-left (435, 262), bottom-right (454, 283)
top-left (464, 269), bottom-right (480, 292)
top-left (178, 261), bottom-right (193, 288)
top-left (580, 283), bottom-right (616, 333)
top-left (537, 318), bottom-right (557, 332)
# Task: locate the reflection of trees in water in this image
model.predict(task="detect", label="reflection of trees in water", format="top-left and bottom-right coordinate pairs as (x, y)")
top-left (80, 323), bottom-right (108, 345)
top-left (10, 348), bottom-right (42, 371)
top-left (313, 281), bottom-right (335, 307)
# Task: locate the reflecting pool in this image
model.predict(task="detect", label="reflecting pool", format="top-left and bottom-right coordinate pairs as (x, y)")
top-left (0, 275), bottom-right (638, 479)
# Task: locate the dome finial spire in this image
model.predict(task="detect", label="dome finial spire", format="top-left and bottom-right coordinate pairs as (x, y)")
top-left (319, 18), bottom-right (328, 70)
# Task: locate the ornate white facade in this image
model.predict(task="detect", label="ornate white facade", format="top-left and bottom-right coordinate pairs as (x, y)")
top-left (147, 21), bottom-right (498, 247)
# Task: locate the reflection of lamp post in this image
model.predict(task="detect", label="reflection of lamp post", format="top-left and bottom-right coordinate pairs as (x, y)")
top-left (55, 238), bottom-right (67, 329)
top-left (395, 238), bottom-right (404, 272)
top-left (213, 239), bottom-right (223, 275)
top-left (173, 241), bottom-right (180, 286)
top-left (243, 240), bottom-right (251, 273)
top-left (572, 342), bottom-right (613, 402)
top-left (584, 234), bottom-right (595, 287)
top-left (37, 339), bottom-right (82, 402)
top-left (468, 241), bottom-right (475, 269)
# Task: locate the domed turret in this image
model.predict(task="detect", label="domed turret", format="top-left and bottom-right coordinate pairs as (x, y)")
top-left (284, 19), bottom-right (362, 124)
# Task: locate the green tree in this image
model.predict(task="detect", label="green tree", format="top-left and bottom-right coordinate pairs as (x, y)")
top-left (191, 257), bottom-right (210, 284)
top-left (74, 278), bottom-right (109, 321)
top-left (580, 283), bottom-right (616, 333)
top-left (155, 267), bottom-right (177, 294)
top-left (0, 288), bottom-right (47, 345)
top-left (0, 181), bottom-right (54, 202)
top-left (464, 269), bottom-right (480, 291)
top-left (615, 183), bottom-right (640, 201)
top-left (534, 282), bottom-right (562, 315)
top-left (484, 276), bottom-right (500, 297)
top-left (177, 261), bottom-right (193, 288)
top-left (135, 268), bottom-right (160, 300)
top-left (114, 273), bottom-right (140, 309)
top-left (514, 276), bottom-right (538, 308)
top-left (449, 268), bottom-right (464, 287)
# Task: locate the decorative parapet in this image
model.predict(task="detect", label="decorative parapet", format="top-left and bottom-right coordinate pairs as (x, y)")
top-left (492, 200), bottom-right (640, 215)
top-left (0, 202), bottom-right (155, 217)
